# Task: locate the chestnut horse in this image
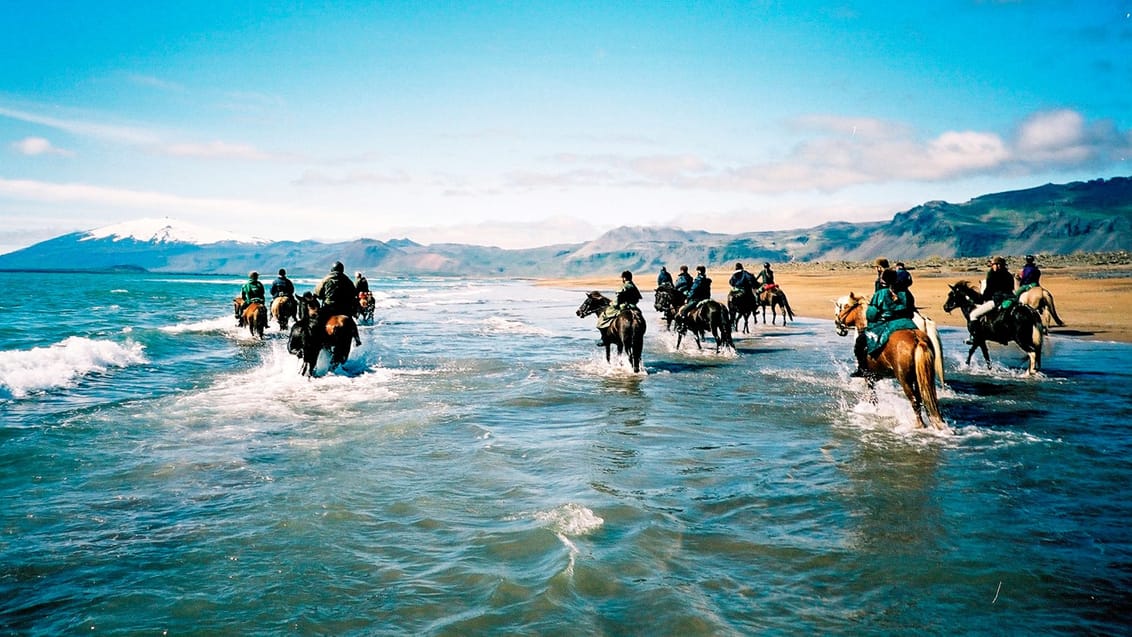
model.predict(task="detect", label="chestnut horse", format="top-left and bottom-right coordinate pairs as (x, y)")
top-left (233, 298), bottom-right (267, 339)
top-left (834, 292), bottom-right (946, 430)
top-left (757, 286), bottom-right (795, 326)
top-left (576, 291), bottom-right (646, 373)
top-left (270, 294), bottom-right (296, 331)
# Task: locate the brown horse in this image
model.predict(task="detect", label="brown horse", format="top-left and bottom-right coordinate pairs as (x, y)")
top-left (1016, 285), bottom-right (1066, 328)
top-left (288, 311), bottom-right (362, 377)
top-left (834, 292), bottom-right (946, 430)
top-left (757, 286), bottom-right (795, 326)
top-left (576, 291), bottom-right (646, 373)
top-left (233, 298), bottom-right (267, 339)
top-left (270, 295), bottom-right (296, 331)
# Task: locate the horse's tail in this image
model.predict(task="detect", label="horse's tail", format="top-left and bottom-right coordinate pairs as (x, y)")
top-left (914, 313), bottom-right (946, 386)
top-left (717, 305), bottom-right (734, 349)
top-left (914, 336), bottom-right (946, 430)
top-left (781, 291), bottom-right (795, 321)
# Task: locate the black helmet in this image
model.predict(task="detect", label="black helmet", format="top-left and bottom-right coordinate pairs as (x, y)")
top-left (249, 271), bottom-right (258, 279)
top-left (1025, 255), bottom-right (1035, 262)
top-left (735, 262), bottom-right (743, 270)
top-left (621, 270), bottom-right (632, 280)
top-left (278, 268), bottom-right (286, 276)
top-left (881, 268), bottom-right (898, 286)
top-left (763, 262), bottom-right (771, 268)
top-left (332, 261), bottom-right (344, 273)
top-left (696, 265), bottom-right (706, 273)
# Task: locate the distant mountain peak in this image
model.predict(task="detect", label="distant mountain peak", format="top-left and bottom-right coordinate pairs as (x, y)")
top-left (82, 217), bottom-right (267, 245)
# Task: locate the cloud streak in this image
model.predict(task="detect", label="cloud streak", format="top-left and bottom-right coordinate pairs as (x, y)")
top-left (11, 136), bottom-right (74, 157)
top-left (505, 109), bottom-right (1131, 194)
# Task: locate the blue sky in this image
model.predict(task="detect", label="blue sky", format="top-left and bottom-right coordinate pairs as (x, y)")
top-left (1, 1), bottom-right (1129, 252)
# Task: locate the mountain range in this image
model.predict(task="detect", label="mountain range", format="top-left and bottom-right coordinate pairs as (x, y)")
top-left (1, 176), bottom-right (1129, 277)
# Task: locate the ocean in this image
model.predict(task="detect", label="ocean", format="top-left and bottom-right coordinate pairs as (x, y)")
top-left (2, 271), bottom-right (1130, 635)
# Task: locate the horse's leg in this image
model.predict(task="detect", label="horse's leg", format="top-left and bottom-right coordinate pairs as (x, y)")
top-left (965, 342), bottom-right (978, 366)
top-left (979, 342), bottom-right (991, 368)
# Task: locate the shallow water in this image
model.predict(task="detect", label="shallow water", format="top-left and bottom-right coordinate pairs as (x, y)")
top-left (2, 272), bottom-right (1130, 635)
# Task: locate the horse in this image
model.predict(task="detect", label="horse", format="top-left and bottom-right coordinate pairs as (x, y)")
top-left (727, 289), bottom-right (758, 333)
top-left (233, 298), bottom-right (267, 339)
top-left (678, 300), bottom-right (734, 353)
top-left (943, 280), bottom-right (1045, 375)
top-left (270, 294), bottom-right (296, 331)
top-left (834, 292), bottom-right (946, 430)
top-left (835, 294), bottom-right (946, 386)
top-left (287, 309), bottom-right (362, 377)
top-left (576, 291), bottom-right (646, 373)
top-left (357, 291), bottom-right (376, 324)
top-left (1016, 285), bottom-right (1066, 328)
top-left (654, 283), bottom-right (685, 331)
top-left (757, 286), bottom-right (795, 326)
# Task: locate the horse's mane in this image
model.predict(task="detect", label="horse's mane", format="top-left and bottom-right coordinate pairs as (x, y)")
top-left (953, 280), bottom-right (976, 291)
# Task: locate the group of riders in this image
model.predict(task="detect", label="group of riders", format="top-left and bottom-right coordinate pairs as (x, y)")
top-left (591, 252), bottom-right (1053, 373)
top-left (235, 262), bottom-right (376, 332)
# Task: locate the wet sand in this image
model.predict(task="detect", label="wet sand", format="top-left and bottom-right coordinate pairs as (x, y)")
top-left (538, 262), bottom-right (1132, 343)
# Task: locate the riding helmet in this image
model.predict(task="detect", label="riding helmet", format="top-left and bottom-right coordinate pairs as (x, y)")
top-left (278, 268), bottom-right (286, 276)
top-left (249, 271), bottom-right (258, 279)
top-left (332, 261), bottom-right (344, 273)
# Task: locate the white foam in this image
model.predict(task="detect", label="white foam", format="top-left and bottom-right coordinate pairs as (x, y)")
top-left (0, 337), bottom-right (147, 399)
top-left (160, 315), bottom-right (234, 334)
top-left (535, 503), bottom-right (604, 537)
top-left (476, 316), bottom-right (554, 337)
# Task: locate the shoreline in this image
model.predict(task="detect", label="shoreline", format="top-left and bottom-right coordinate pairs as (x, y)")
top-left (538, 261), bottom-right (1132, 344)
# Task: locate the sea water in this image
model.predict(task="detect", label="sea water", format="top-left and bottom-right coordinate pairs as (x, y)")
top-left (1, 272), bottom-right (1130, 635)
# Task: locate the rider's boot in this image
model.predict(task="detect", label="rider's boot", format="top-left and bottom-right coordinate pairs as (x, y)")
top-left (850, 333), bottom-right (872, 378)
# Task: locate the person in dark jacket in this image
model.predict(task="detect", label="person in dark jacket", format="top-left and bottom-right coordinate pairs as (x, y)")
top-left (674, 265), bottom-right (694, 296)
top-left (314, 261), bottom-right (358, 321)
top-left (894, 262), bottom-right (913, 291)
top-left (656, 266), bottom-right (673, 287)
top-left (616, 270), bottom-right (642, 308)
top-left (677, 265), bottom-right (711, 321)
top-left (271, 268), bottom-right (294, 299)
top-left (354, 271), bottom-right (370, 294)
top-left (729, 262), bottom-right (755, 298)
top-left (967, 256), bottom-right (1015, 341)
top-left (872, 257), bottom-right (890, 292)
top-left (1017, 255), bottom-right (1041, 287)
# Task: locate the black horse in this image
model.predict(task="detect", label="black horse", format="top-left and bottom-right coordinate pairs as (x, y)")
top-left (576, 291), bottom-right (646, 373)
top-left (654, 289), bottom-right (734, 353)
top-left (943, 280), bottom-right (1045, 374)
top-left (654, 283), bottom-right (684, 331)
top-left (727, 288), bottom-right (758, 333)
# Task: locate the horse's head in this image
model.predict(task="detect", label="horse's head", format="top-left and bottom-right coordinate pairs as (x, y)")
top-left (943, 281), bottom-right (978, 315)
top-left (833, 292), bottom-right (864, 336)
top-left (653, 284), bottom-right (683, 312)
top-left (576, 291), bottom-right (610, 318)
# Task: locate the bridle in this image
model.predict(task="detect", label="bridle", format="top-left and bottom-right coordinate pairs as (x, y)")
top-left (834, 296), bottom-right (863, 337)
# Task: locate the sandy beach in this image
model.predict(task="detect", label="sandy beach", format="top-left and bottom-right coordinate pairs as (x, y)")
top-left (539, 258), bottom-right (1132, 344)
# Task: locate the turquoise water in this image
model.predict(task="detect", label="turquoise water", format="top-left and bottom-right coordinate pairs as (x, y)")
top-left (2, 272), bottom-right (1130, 635)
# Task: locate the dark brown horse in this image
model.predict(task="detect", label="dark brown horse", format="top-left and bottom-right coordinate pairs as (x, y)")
top-left (834, 292), bottom-right (945, 430)
top-left (727, 289), bottom-right (758, 334)
top-left (233, 298), bottom-right (267, 339)
top-left (270, 294), bottom-right (296, 331)
top-left (653, 283), bottom-right (684, 331)
top-left (288, 306), bottom-right (362, 377)
top-left (677, 300), bottom-right (734, 353)
top-left (757, 286), bottom-right (795, 326)
top-left (943, 280), bottom-right (1045, 374)
top-left (576, 291), bottom-right (646, 373)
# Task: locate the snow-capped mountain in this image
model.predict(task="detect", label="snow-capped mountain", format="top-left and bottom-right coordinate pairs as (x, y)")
top-left (82, 217), bottom-right (266, 245)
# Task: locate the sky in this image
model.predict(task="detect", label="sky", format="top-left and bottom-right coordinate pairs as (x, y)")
top-left (1, 1), bottom-right (1130, 253)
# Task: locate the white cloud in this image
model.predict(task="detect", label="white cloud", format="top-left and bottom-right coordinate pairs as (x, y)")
top-left (161, 140), bottom-right (277, 160)
top-left (11, 136), bottom-right (74, 157)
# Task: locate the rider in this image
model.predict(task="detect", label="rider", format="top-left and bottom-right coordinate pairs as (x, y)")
top-left (729, 262), bottom-right (756, 301)
top-left (355, 271), bottom-right (370, 294)
top-left (966, 256), bottom-right (1015, 342)
top-left (754, 262), bottom-right (775, 294)
top-left (314, 261), bottom-right (359, 325)
top-left (270, 268), bottom-right (294, 299)
top-left (852, 268), bottom-right (914, 378)
top-left (894, 262), bottom-right (913, 291)
top-left (237, 271), bottom-right (266, 326)
top-left (677, 265), bottom-right (711, 322)
top-left (674, 265), bottom-right (694, 297)
top-left (599, 270), bottom-right (643, 330)
top-left (1017, 255), bottom-right (1041, 287)
top-left (872, 258), bottom-right (890, 292)
top-left (657, 266), bottom-right (673, 287)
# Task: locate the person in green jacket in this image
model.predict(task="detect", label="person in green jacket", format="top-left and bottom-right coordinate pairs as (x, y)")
top-left (237, 271), bottom-right (266, 325)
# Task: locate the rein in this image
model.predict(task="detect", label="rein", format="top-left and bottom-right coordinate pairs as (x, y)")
top-left (835, 297), bottom-right (863, 335)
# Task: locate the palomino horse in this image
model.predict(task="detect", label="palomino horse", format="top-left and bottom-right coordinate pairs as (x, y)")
top-left (270, 294), bottom-right (296, 331)
top-left (834, 293), bottom-right (946, 430)
top-left (233, 298), bottom-right (267, 339)
top-left (727, 289), bottom-right (758, 334)
top-left (1016, 285), bottom-right (1066, 328)
top-left (943, 281), bottom-right (1045, 375)
top-left (576, 291), bottom-right (646, 373)
top-left (653, 283), bottom-right (684, 331)
top-left (757, 286), bottom-right (795, 326)
top-left (678, 301), bottom-right (734, 352)
top-left (287, 300), bottom-right (362, 377)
